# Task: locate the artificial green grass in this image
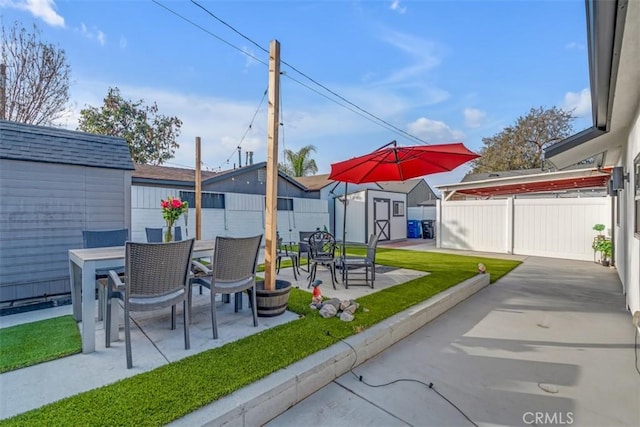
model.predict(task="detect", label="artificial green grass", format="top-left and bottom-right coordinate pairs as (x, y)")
top-left (0, 249), bottom-right (520, 426)
top-left (0, 315), bottom-right (81, 374)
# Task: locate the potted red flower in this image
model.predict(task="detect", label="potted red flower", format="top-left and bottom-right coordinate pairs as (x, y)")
top-left (160, 196), bottom-right (188, 242)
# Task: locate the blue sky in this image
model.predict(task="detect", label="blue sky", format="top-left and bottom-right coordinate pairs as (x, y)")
top-left (1, 0), bottom-right (591, 189)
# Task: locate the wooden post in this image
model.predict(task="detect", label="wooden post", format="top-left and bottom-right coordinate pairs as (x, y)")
top-left (264, 40), bottom-right (280, 291)
top-left (195, 137), bottom-right (202, 240)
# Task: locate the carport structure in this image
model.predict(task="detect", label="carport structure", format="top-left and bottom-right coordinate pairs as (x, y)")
top-left (435, 167), bottom-right (614, 262)
top-left (437, 167), bottom-right (611, 200)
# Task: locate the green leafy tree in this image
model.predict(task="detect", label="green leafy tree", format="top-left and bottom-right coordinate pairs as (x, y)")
top-left (1, 21), bottom-right (71, 125)
top-left (279, 144), bottom-right (318, 177)
top-left (471, 106), bottom-right (574, 173)
top-left (77, 87), bottom-right (182, 165)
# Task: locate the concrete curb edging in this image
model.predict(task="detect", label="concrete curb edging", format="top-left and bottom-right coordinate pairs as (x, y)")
top-left (172, 273), bottom-right (491, 426)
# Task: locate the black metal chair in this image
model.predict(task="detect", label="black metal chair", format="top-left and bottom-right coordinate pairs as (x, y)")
top-left (297, 231), bottom-right (315, 272)
top-left (81, 228), bottom-right (128, 321)
top-left (276, 232), bottom-right (299, 280)
top-left (341, 233), bottom-right (379, 289)
top-left (105, 239), bottom-right (195, 368)
top-left (307, 230), bottom-right (339, 289)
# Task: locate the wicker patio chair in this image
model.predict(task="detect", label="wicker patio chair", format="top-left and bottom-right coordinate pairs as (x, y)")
top-left (190, 234), bottom-right (262, 339)
top-left (81, 228), bottom-right (129, 321)
top-left (145, 226), bottom-right (182, 242)
top-left (340, 233), bottom-right (379, 289)
top-left (105, 238), bottom-right (195, 369)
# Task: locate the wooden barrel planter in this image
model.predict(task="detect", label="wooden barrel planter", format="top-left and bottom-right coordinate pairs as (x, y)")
top-left (254, 280), bottom-right (292, 317)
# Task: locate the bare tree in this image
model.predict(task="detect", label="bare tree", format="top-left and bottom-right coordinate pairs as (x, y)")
top-left (1, 21), bottom-right (71, 125)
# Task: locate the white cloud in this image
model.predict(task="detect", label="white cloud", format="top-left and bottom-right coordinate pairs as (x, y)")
top-left (565, 41), bottom-right (585, 50)
top-left (76, 22), bottom-right (106, 46)
top-left (563, 88), bottom-right (591, 117)
top-left (463, 108), bottom-right (486, 128)
top-left (119, 35), bottom-right (127, 49)
top-left (360, 28), bottom-right (449, 107)
top-left (96, 30), bottom-right (105, 46)
top-left (406, 117), bottom-right (465, 143)
top-left (0, 0), bottom-right (64, 27)
top-left (376, 29), bottom-right (442, 85)
top-left (55, 80), bottom-right (379, 172)
top-left (241, 46), bottom-right (261, 72)
top-left (390, 0), bottom-right (406, 14)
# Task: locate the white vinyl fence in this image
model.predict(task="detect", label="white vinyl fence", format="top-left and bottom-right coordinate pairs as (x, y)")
top-left (131, 186), bottom-right (329, 244)
top-left (437, 196), bottom-right (612, 261)
top-left (407, 206), bottom-right (436, 221)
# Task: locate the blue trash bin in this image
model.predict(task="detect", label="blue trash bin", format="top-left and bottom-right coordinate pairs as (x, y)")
top-left (407, 220), bottom-right (420, 238)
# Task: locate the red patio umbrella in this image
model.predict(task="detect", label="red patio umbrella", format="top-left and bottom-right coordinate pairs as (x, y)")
top-left (328, 140), bottom-right (479, 255)
top-left (329, 140), bottom-right (480, 184)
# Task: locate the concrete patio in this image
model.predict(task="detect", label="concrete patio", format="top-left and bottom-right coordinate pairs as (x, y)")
top-left (0, 249), bottom-right (428, 421)
top-left (266, 254), bottom-right (640, 427)
top-left (1, 241), bottom-right (638, 426)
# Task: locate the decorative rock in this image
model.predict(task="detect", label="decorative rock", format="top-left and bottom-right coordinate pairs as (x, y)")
top-left (323, 298), bottom-right (342, 310)
top-left (319, 304), bottom-right (337, 318)
top-left (340, 311), bottom-right (355, 322)
top-left (343, 301), bottom-right (359, 315)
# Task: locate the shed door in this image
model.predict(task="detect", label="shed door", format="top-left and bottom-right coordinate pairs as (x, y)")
top-left (374, 198), bottom-right (390, 241)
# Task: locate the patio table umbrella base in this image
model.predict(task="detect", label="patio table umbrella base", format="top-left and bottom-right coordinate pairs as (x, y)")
top-left (252, 280), bottom-right (292, 317)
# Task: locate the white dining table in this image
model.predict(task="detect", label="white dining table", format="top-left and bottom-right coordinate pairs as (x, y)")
top-left (68, 239), bottom-right (216, 353)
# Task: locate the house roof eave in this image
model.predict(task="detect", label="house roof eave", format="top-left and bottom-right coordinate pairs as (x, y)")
top-left (545, 0), bottom-right (637, 170)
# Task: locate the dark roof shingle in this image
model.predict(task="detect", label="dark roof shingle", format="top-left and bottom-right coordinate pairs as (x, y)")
top-left (294, 174), bottom-right (334, 190)
top-left (0, 120), bottom-right (134, 170)
top-left (133, 164), bottom-right (219, 182)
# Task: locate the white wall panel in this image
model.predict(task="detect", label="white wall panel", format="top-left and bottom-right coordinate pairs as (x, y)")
top-left (439, 197), bottom-right (611, 260)
top-left (131, 186), bottom-right (329, 244)
top-left (622, 107), bottom-right (640, 314)
top-left (440, 200), bottom-right (507, 252)
top-left (295, 198), bottom-right (329, 213)
top-left (513, 198), bottom-right (610, 261)
top-left (226, 193), bottom-right (264, 211)
top-left (408, 206), bottom-right (436, 220)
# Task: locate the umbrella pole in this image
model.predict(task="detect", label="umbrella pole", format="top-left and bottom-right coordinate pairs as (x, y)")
top-left (342, 182), bottom-right (347, 260)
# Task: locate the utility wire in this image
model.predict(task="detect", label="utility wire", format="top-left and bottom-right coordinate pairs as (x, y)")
top-left (191, 0), bottom-right (267, 55)
top-left (162, 160), bottom-right (198, 169)
top-left (152, 0), bottom-right (267, 67)
top-left (217, 88), bottom-right (269, 170)
top-left (281, 72), bottom-right (428, 145)
top-left (326, 331), bottom-right (477, 426)
top-left (191, 0), bottom-right (428, 145)
top-left (158, 0), bottom-right (430, 146)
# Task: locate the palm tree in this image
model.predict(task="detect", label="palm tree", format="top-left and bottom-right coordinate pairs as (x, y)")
top-left (279, 144), bottom-right (318, 177)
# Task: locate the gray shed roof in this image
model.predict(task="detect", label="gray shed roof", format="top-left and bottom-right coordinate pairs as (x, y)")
top-left (0, 120), bottom-right (134, 170)
top-left (376, 178), bottom-right (424, 192)
top-left (133, 161), bottom-right (308, 191)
